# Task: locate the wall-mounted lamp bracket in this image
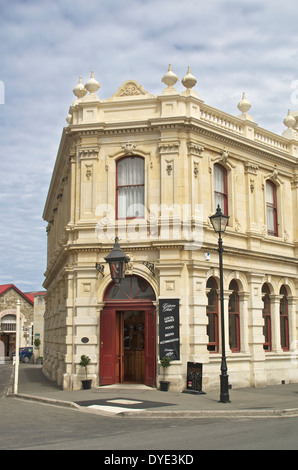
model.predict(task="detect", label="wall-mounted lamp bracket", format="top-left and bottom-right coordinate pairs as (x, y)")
top-left (141, 261), bottom-right (155, 277)
top-left (95, 261), bottom-right (155, 279)
top-left (95, 263), bottom-right (105, 278)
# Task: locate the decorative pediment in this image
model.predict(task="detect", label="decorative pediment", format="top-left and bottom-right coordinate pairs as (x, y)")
top-left (113, 80), bottom-right (152, 98)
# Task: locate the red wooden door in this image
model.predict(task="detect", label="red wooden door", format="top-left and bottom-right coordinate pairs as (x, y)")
top-left (99, 309), bottom-right (116, 385)
top-left (101, 276), bottom-right (156, 386)
top-left (100, 306), bottom-right (156, 386)
top-left (144, 308), bottom-right (156, 387)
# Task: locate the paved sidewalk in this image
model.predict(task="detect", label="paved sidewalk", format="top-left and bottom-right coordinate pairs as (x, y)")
top-left (9, 364), bottom-right (298, 418)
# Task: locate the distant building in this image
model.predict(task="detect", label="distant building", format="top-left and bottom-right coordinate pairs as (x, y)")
top-left (0, 284), bottom-right (45, 359)
top-left (32, 292), bottom-right (46, 359)
top-left (43, 67), bottom-right (298, 391)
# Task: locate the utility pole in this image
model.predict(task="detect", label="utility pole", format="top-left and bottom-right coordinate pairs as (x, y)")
top-left (14, 299), bottom-right (20, 394)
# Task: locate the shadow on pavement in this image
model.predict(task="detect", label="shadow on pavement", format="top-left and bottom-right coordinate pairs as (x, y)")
top-left (18, 364), bottom-right (60, 392)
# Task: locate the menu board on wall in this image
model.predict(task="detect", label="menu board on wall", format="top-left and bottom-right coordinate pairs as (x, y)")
top-left (159, 299), bottom-right (180, 361)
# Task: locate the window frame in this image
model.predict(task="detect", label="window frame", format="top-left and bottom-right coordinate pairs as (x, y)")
top-left (116, 156), bottom-right (145, 220)
top-left (266, 180), bottom-right (278, 237)
top-left (206, 277), bottom-right (219, 353)
top-left (262, 283), bottom-right (272, 352)
top-left (214, 163), bottom-right (228, 216)
top-left (280, 285), bottom-right (289, 351)
top-left (228, 280), bottom-right (240, 352)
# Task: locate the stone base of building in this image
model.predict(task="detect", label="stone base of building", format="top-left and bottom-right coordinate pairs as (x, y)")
top-left (42, 357), bottom-right (298, 392)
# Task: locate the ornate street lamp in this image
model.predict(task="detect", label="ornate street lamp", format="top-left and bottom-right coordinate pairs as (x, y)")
top-left (209, 205), bottom-right (230, 403)
top-left (104, 237), bottom-right (130, 285)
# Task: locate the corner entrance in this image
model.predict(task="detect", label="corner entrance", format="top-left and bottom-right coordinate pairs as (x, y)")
top-left (117, 310), bottom-right (145, 383)
top-left (100, 276), bottom-right (156, 387)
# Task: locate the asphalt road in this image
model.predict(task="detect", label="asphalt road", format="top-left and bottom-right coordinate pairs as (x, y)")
top-left (1, 396), bottom-right (298, 450)
top-left (1, 363), bottom-right (298, 451)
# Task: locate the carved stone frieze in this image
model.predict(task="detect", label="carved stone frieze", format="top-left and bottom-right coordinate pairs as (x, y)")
top-left (245, 162), bottom-right (259, 175)
top-left (85, 163), bottom-right (93, 181)
top-left (166, 159), bottom-right (173, 175)
top-left (158, 142), bottom-right (180, 154)
top-left (78, 147), bottom-right (99, 160)
top-left (187, 141), bottom-right (204, 156)
top-left (121, 142), bottom-right (137, 155)
top-left (113, 80), bottom-right (152, 97)
top-left (193, 161), bottom-right (199, 177)
top-left (291, 175), bottom-right (298, 188)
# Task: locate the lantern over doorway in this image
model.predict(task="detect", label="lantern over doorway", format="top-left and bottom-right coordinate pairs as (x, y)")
top-left (104, 237), bottom-right (130, 285)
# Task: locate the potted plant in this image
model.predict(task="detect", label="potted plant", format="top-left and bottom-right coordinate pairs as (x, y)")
top-left (79, 354), bottom-right (92, 389)
top-left (34, 338), bottom-right (43, 364)
top-left (159, 356), bottom-right (171, 391)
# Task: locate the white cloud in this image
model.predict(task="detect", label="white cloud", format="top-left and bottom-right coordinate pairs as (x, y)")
top-left (0, 0), bottom-right (298, 291)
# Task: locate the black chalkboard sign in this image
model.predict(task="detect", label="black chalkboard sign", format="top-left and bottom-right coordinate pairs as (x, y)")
top-left (187, 362), bottom-right (203, 392)
top-left (159, 299), bottom-right (180, 360)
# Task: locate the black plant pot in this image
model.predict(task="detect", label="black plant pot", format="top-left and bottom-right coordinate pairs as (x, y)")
top-left (159, 380), bottom-right (170, 392)
top-left (81, 379), bottom-right (92, 390)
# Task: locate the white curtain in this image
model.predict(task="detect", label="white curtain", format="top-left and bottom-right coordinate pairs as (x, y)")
top-left (266, 182), bottom-right (275, 233)
top-left (117, 157), bottom-right (145, 218)
top-left (214, 165), bottom-right (226, 211)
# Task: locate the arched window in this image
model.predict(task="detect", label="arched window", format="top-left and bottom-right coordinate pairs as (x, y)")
top-left (280, 285), bottom-right (289, 351)
top-left (116, 156), bottom-right (145, 219)
top-left (206, 277), bottom-right (219, 352)
top-left (262, 283), bottom-right (271, 351)
top-left (229, 280), bottom-right (240, 352)
top-left (266, 180), bottom-right (278, 236)
top-left (104, 275), bottom-right (156, 302)
top-left (214, 164), bottom-right (228, 215)
top-left (1, 314), bottom-right (16, 332)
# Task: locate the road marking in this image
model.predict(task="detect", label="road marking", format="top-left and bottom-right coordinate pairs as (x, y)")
top-left (106, 399), bottom-right (143, 405)
top-left (87, 405), bottom-right (142, 414)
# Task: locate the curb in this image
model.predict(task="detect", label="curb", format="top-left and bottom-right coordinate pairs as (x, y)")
top-left (9, 393), bottom-right (81, 410)
top-left (118, 408), bottom-right (298, 418)
top-left (8, 393), bottom-right (298, 419)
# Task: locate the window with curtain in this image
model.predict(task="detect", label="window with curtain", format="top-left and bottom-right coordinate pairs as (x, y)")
top-left (206, 277), bottom-right (219, 352)
top-left (214, 164), bottom-right (228, 215)
top-left (228, 280), bottom-right (240, 352)
top-left (116, 156), bottom-right (145, 219)
top-left (262, 283), bottom-right (272, 351)
top-left (266, 180), bottom-right (278, 236)
top-left (280, 285), bottom-right (289, 351)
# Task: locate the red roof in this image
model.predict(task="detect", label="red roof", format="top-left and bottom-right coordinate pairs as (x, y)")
top-left (24, 291), bottom-right (46, 303)
top-left (0, 284), bottom-right (35, 305)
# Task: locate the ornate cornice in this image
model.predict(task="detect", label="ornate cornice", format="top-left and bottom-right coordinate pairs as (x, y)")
top-left (68, 117), bottom-right (297, 169)
top-left (193, 124), bottom-right (296, 169)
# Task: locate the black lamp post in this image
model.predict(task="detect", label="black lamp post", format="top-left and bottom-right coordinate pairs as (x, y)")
top-left (104, 237), bottom-right (130, 285)
top-left (209, 204), bottom-right (230, 403)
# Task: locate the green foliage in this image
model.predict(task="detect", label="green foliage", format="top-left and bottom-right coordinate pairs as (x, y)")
top-left (160, 356), bottom-right (171, 368)
top-left (79, 354), bottom-right (91, 379)
top-left (160, 356), bottom-right (171, 380)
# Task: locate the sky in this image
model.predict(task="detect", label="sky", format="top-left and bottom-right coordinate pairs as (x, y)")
top-left (0, 0), bottom-right (298, 292)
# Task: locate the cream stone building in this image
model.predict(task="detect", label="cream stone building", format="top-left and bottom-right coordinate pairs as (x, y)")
top-left (43, 66), bottom-right (298, 392)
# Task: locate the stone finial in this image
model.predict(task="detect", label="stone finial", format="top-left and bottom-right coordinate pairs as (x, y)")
top-left (73, 76), bottom-right (87, 99)
top-left (182, 66), bottom-right (197, 90)
top-left (161, 64), bottom-right (179, 94)
top-left (282, 110), bottom-right (298, 140)
top-left (283, 109), bottom-right (296, 129)
top-left (237, 92), bottom-right (254, 121)
top-left (85, 71), bottom-right (101, 94)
